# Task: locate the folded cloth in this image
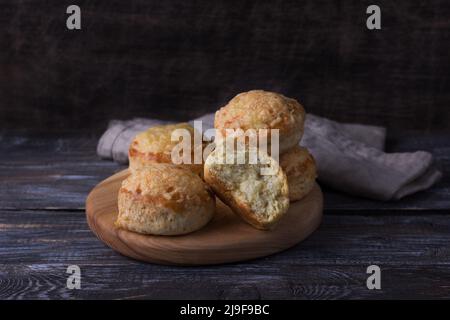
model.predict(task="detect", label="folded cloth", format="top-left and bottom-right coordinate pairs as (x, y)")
top-left (97, 113), bottom-right (442, 200)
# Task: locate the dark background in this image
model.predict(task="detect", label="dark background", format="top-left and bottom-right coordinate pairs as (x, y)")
top-left (2, 0), bottom-right (450, 134)
top-left (1, 1), bottom-right (450, 299)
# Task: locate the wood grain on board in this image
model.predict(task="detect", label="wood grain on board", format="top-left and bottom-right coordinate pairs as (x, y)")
top-left (85, 169), bottom-right (323, 265)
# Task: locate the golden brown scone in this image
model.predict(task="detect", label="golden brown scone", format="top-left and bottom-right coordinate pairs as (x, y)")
top-left (214, 90), bottom-right (305, 153)
top-left (204, 145), bottom-right (289, 230)
top-left (128, 123), bottom-right (204, 177)
top-left (116, 164), bottom-right (215, 235)
top-left (280, 147), bottom-right (317, 202)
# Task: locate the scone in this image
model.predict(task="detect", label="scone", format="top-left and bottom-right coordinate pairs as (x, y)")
top-left (204, 145), bottom-right (289, 230)
top-left (128, 123), bottom-right (204, 176)
top-left (214, 90), bottom-right (305, 154)
top-left (280, 147), bottom-right (317, 202)
top-left (116, 164), bottom-right (215, 235)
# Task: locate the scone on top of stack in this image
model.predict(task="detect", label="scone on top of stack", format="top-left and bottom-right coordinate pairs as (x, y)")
top-left (204, 144), bottom-right (289, 230)
top-left (214, 90), bottom-right (317, 203)
top-left (129, 122), bottom-right (204, 177)
top-left (116, 164), bottom-right (215, 236)
top-left (215, 90), bottom-right (305, 154)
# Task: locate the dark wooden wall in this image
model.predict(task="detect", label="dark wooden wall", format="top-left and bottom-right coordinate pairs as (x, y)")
top-left (2, 0), bottom-right (450, 134)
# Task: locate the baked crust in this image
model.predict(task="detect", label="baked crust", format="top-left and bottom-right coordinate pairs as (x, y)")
top-left (214, 90), bottom-right (305, 153)
top-left (280, 146), bottom-right (317, 201)
top-left (116, 164), bottom-right (215, 235)
top-left (128, 123), bottom-right (204, 177)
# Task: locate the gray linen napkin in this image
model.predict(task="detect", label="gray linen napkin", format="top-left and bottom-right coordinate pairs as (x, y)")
top-left (97, 114), bottom-right (441, 200)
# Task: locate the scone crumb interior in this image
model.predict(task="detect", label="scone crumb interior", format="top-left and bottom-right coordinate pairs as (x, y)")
top-left (205, 145), bottom-right (289, 229)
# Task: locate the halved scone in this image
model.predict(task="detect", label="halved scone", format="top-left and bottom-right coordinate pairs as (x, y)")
top-left (204, 144), bottom-right (289, 230)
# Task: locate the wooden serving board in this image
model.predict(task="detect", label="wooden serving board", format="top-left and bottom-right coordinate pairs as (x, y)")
top-left (86, 169), bottom-right (323, 265)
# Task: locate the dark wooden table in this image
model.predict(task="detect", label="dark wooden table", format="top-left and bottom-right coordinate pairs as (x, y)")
top-left (1, 131), bottom-right (449, 299)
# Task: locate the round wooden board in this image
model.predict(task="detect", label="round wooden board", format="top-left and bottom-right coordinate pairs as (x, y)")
top-left (86, 169), bottom-right (323, 265)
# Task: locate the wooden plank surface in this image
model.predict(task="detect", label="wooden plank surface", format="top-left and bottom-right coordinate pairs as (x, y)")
top-left (1, 210), bottom-right (450, 299)
top-left (3, 210), bottom-right (450, 267)
top-left (0, 133), bottom-right (449, 299)
top-left (1, 132), bottom-right (448, 211)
